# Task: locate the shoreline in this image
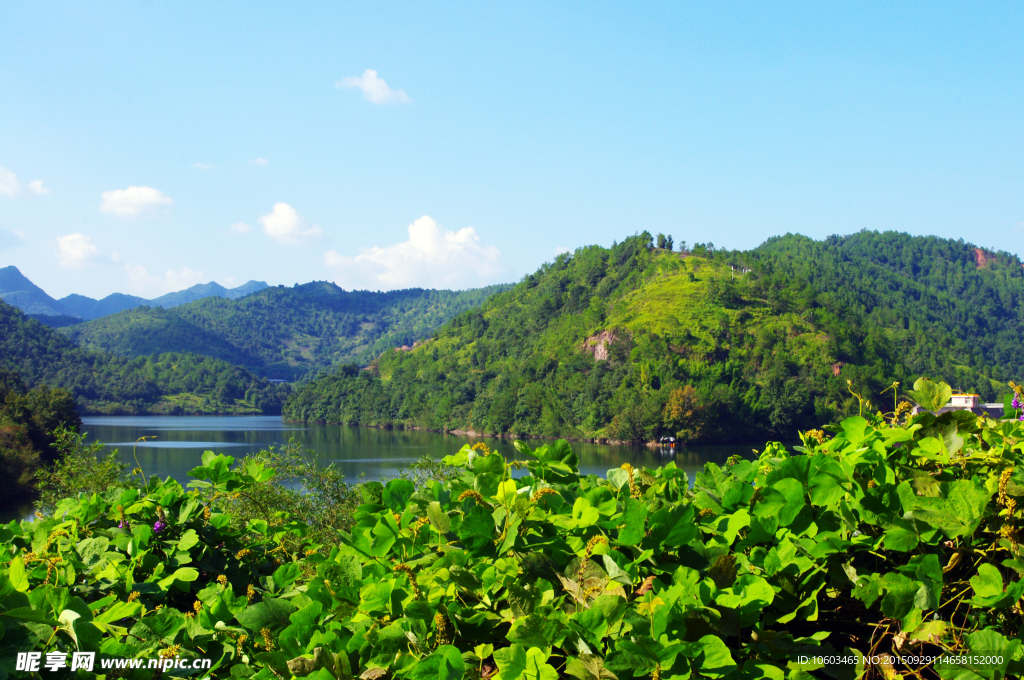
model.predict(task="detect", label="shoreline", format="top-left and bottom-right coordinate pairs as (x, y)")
top-left (282, 418), bottom-right (712, 449)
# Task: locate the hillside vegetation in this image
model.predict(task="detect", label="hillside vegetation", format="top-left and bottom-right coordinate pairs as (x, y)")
top-left (0, 368), bottom-right (80, 502)
top-left (285, 231), bottom-right (1024, 443)
top-left (62, 282), bottom-right (510, 379)
top-left (0, 300), bottom-right (285, 415)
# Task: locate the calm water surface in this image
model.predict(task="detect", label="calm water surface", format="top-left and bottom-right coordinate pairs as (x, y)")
top-left (79, 415), bottom-right (755, 485)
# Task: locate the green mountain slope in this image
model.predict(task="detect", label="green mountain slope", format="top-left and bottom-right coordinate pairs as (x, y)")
top-left (61, 282), bottom-right (511, 379)
top-left (0, 300), bottom-right (285, 415)
top-left (284, 231), bottom-right (1023, 442)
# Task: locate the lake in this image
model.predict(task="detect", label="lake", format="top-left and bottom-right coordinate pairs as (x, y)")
top-left (77, 415), bottom-right (757, 485)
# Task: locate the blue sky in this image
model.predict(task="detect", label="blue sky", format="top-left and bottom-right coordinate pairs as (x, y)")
top-left (1, 2), bottom-right (1021, 299)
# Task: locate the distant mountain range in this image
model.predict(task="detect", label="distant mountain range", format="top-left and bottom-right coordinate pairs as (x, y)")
top-left (61, 281), bottom-right (511, 379)
top-left (0, 266), bottom-right (268, 322)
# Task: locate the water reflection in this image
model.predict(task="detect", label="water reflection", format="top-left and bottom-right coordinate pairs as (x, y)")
top-left (78, 415), bottom-right (757, 485)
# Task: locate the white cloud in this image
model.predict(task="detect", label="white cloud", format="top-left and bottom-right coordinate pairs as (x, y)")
top-left (124, 263), bottom-right (206, 295)
top-left (324, 250), bottom-right (345, 268)
top-left (258, 203), bottom-right (323, 244)
top-left (0, 228), bottom-right (25, 250)
top-left (55, 233), bottom-right (99, 268)
top-left (165, 266), bottom-right (206, 291)
top-left (0, 166), bottom-right (17, 197)
top-left (229, 221), bottom-right (252, 235)
top-left (337, 69), bottom-right (409, 104)
top-left (100, 186), bottom-right (174, 216)
top-left (251, 158), bottom-right (269, 166)
top-left (110, 252), bottom-right (121, 263)
top-left (324, 216), bottom-right (502, 290)
top-left (0, 164), bottom-right (47, 197)
top-left (192, 162), bottom-right (215, 170)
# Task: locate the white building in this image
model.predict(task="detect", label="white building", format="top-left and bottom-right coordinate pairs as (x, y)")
top-left (918, 392), bottom-right (1004, 417)
top-left (948, 393), bottom-right (980, 409)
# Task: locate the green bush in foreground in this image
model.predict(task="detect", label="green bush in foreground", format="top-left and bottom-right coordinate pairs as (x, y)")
top-left (2, 395), bottom-right (1023, 679)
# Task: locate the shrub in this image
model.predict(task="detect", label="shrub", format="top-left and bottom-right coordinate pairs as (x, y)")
top-left (34, 425), bottom-right (127, 514)
top-left (0, 414), bottom-right (41, 503)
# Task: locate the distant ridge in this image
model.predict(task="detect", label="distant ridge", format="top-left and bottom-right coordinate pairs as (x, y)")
top-left (149, 279), bottom-right (269, 308)
top-left (0, 266), bottom-right (269, 322)
top-left (58, 292), bottom-right (148, 320)
top-left (0, 266), bottom-right (65, 316)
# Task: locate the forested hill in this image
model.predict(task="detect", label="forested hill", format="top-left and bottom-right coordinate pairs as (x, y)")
top-left (61, 282), bottom-right (511, 379)
top-left (0, 300), bottom-right (285, 415)
top-left (284, 230), bottom-right (1024, 443)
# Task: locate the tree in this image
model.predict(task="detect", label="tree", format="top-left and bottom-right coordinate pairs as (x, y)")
top-left (662, 385), bottom-right (708, 442)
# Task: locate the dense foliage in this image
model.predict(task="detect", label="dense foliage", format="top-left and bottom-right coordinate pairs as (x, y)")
top-left (0, 369), bottom-right (80, 503)
top-left (26, 315), bottom-right (82, 330)
top-left (0, 301), bottom-right (285, 415)
top-left (62, 283), bottom-right (510, 380)
top-left (285, 231), bottom-right (1023, 443)
top-left (753, 232), bottom-right (1024, 394)
top-left (3, 390), bottom-right (1023, 679)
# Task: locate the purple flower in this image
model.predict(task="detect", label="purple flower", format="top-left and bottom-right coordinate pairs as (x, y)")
top-left (1013, 397), bottom-right (1021, 409)
top-left (153, 520), bottom-right (167, 533)
top-left (1018, 414), bottom-right (1024, 422)
top-left (117, 521), bottom-right (128, 529)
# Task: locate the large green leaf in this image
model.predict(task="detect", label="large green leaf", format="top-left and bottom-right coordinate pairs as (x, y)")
top-left (912, 480), bottom-right (990, 538)
top-left (76, 537), bottom-right (110, 568)
top-left (969, 563), bottom-right (1003, 599)
top-left (272, 562), bottom-right (303, 591)
top-left (617, 498), bottom-right (648, 546)
top-left (427, 502), bottom-right (451, 534)
top-left (94, 600), bottom-right (143, 624)
top-left (235, 597), bottom-right (298, 632)
top-left (408, 645), bottom-right (465, 680)
top-left (353, 519), bottom-right (398, 558)
top-left (359, 581), bottom-right (395, 614)
top-left (507, 613), bottom-right (568, 649)
top-left (7, 556), bottom-right (28, 592)
top-left (907, 377), bottom-right (952, 412)
top-left (691, 635), bottom-right (736, 678)
top-left (383, 479), bottom-right (416, 514)
top-left (472, 452), bottom-right (505, 476)
top-left (157, 567), bottom-right (199, 589)
top-left (647, 505), bottom-right (697, 547)
top-left (808, 456), bottom-right (849, 507)
top-left (880, 572), bottom-right (917, 623)
top-left (883, 518), bottom-right (921, 552)
top-left (754, 478), bottom-right (805, 526)
top-left (494, 645), bottom-right (559, 680)
top-left (177, 528), bottom-right (200, 552)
